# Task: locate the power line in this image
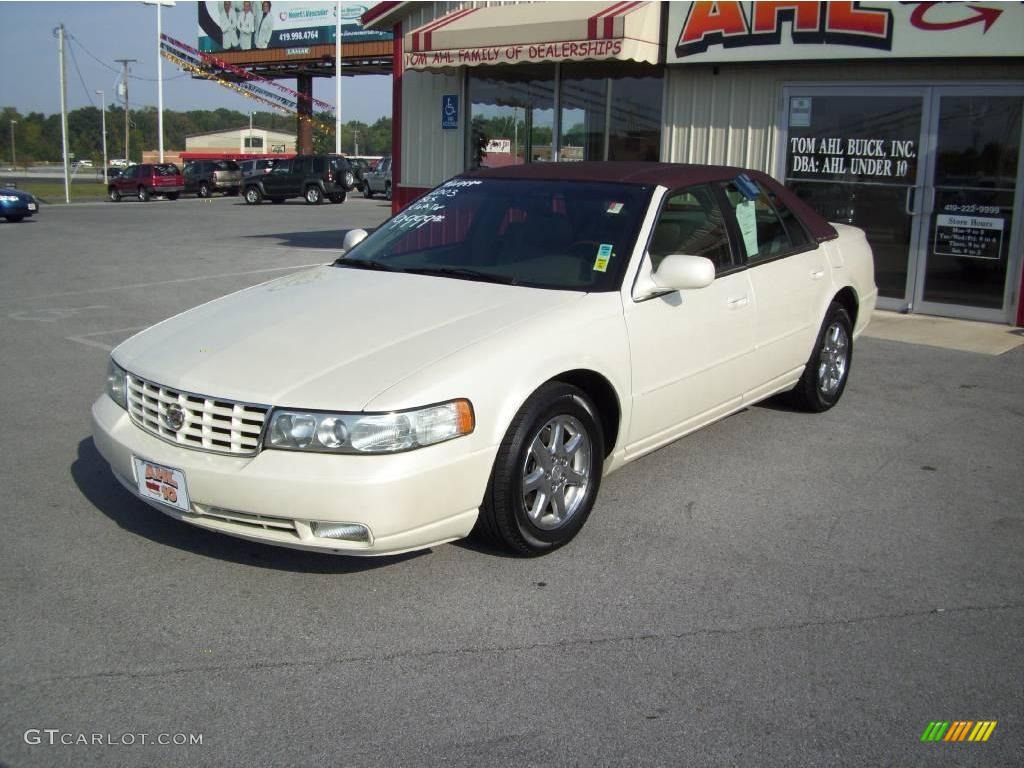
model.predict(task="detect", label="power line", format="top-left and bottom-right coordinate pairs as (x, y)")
top-left (66, 37), bottom-right (96, 108)
top-left (66, 31), bottom-right (188, 82)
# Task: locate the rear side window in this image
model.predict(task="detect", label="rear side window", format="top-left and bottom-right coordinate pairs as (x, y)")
top-left (648, 184), bottom-right (735, 273)
top-left (154, 164), bottom-right (178, 176)
top-left (214, 160), bottom-right (238, 171)
top-left (722, 181), bottom-right (810, 261)
top-left (312, 158), bottom-right (326, 174)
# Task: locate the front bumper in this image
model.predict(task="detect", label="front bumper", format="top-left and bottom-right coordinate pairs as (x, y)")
top-left (91, 395), bottom-right (493, 556)
top-left (1, 199), bottom-right (37, 216)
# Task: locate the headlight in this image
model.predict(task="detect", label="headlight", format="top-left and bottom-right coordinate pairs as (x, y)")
top-left (265, 399), bottom-right (474, 454)
top-left (106, 358), bottom-right (127, 409)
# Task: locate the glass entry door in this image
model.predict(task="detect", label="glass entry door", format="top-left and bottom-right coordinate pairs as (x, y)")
top-left (915, 89), bottom-right (1023, 320)
top-left (782, 85), bottom-right (1023, 323)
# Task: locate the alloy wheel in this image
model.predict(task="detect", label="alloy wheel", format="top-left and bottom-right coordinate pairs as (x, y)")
top-left (521, 415), bottom-right (592, 531)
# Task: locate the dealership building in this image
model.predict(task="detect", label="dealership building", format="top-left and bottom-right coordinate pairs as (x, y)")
top-left (362, 1), bottom-right (1024, 325)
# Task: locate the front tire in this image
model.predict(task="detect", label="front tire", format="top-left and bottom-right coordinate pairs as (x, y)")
top-left (305, 185), bottom-right (323, 205)
top-left (385, 183), bottom-right (392, 201)
top-left (244, 186), bottom-right (262, 205)
top-left (5, 214), bottom-right (25, 222)
top-left (363, 183), bottom-right (373, 199)
top-left (474, 382), bottom-right (603, 556)
top-left (198, 181), bottom-right (210, 198)
top-left (789, 302), bottom-right (853, 412)
top-left (108, 186), bottom-right (121, 202)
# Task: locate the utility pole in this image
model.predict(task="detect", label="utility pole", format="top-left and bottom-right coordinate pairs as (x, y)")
top-left (57, 24), bottom-right (70, 203)
top-left (97, 90), bottom-right (108, 184)
top-left (9, 120), bottom-right (15, 170)
top-left (335, 0), bottom-right (341, 154)
top-left (115, 58), bottom-right (137, 162)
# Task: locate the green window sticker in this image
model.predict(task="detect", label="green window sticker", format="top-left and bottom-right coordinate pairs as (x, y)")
top-left (593, 243), bottom-right (614, 272)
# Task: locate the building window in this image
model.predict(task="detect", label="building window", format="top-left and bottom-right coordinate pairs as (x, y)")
top-left (244, 136), bottom-right (264, 149)
top-left (469, 62), bottom-right (662, 169)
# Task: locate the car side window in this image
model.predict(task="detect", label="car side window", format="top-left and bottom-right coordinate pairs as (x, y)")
top-left (313, 158), bottom-right (326, 174)
top-left (722, 181), bottom-right (810, 262)
top-left (648, 184), bottom-right (734, 273)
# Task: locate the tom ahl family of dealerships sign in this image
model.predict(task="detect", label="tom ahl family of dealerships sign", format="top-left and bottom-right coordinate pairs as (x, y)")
top-left (667, 1), bottom-right (1023, 63)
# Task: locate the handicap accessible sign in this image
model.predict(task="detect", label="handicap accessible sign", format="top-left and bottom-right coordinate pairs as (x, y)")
top-left (442, 95), bottom-right (459, 130)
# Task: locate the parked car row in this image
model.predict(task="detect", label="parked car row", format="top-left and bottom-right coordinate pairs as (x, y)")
top-left (106, 155), bottom-right (364, 204)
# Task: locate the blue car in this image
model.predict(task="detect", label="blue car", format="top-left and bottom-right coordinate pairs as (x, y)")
top-left (0, 187), bottom-right (39, 222)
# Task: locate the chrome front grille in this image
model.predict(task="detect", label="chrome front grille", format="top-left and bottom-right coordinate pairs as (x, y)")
top-left (126, 373), bottom-right (268, 456)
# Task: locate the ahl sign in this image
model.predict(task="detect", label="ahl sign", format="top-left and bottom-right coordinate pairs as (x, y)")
top-left (667, 1), bottom-right (1022, 63)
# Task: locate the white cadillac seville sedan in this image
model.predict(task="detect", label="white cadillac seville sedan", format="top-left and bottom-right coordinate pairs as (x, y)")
top-left (92, 163), bottom-right (876, 557)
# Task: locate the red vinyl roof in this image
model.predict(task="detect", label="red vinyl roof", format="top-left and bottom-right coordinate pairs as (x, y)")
top-left (464, 162), bottom-right (838, 241)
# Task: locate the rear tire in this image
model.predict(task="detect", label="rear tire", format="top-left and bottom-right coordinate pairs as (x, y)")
top-left (244, 186), bottom-right (262, 205)
top-left (166, 192), bottom-right (179, 201)
top-left (108, 187), bottom-right (121, 202)
top-left (198, 181), bottom-right (210, 198)
top-left (305, 185), bottom-right (323, 205)
top-left (363, 183), bottom-right (373, 199)
top-left (473, 382), bottom-right (603, 556)
top-left (789, 302), bottom-right (853, 412)
top-left (385, 183), bottom-right (392, 201)
top-left (137, 186), bottom-right (150, 202)
top-left (329, 191), bottom-right (347, 204)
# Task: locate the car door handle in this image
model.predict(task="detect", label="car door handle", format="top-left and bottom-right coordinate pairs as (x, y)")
top-left (728, 296), bottom-right (749, 308)
top-left (810, 269), bottom-right (825, 280)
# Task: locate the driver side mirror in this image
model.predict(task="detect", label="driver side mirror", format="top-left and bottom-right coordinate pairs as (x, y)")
top-left (340, 228), bottom-right (368, 255)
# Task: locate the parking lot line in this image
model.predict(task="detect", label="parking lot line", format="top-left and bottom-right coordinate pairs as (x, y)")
top-left (7, 263), bottom-right (326, 306)
top-left (65, 326), bottom-right (150, 352)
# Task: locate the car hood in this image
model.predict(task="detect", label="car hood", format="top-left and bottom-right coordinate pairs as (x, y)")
top-left (113, 265), bottom-right (582, 410)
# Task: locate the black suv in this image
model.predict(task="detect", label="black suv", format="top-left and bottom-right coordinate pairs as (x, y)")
top-left (242, 155), bottom-right (357, 205)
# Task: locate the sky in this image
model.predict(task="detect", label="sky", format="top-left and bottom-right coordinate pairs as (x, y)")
top-left (0, 0), bottom-right (392, 121)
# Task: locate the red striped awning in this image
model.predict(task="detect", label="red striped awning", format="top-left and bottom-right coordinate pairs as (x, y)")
top-left (403, 2), bottom-right (661, 70)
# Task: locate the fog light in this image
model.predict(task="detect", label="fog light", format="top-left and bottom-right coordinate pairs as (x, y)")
top-left (311, 521), bottom-right (371, 543)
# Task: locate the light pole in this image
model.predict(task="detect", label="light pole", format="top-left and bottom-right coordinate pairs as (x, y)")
top-left (96, 91), bottom-right (108, 184)
top-left (143, 1), bottom-right (175, 162)
top-left (9, 120), bottom-right (15, 170)
top-left (353, 129), bottom-right (359, 156)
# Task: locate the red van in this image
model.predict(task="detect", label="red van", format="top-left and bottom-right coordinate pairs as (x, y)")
top-left (108, 163), bottom-right (185, 202)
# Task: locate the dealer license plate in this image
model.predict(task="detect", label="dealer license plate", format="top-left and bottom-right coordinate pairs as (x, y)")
top-left (133, 457), bottom-right (190, 512)
top-left (28, 202), bottom-right (37, 211)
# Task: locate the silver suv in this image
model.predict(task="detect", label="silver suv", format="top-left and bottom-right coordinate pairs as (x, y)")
top-left (362, 156), bottom-right (392, 200)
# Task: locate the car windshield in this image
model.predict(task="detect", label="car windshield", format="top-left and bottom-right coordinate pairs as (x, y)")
top-left (154, 164), bottom-right (179, 175)
top-left (338, 178), bottom-right (651, 291)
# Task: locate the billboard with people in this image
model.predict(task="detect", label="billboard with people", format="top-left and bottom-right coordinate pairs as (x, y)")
top-left (197, 1), bottom-right (389, 53)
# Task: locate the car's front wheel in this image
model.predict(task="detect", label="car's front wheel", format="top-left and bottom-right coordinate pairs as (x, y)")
top-left (108, 186), bottom-right (121, 202)
top-left (474, 382), bottom-right (603, 556)
top-left (363, 183), bottom-right (373, 199)
top-left (5, 214), bottom-right (25, 222)
top-left (244, 186), bottom-right (262, 205)
top-left (305, 185), bottom-right (323, 205)
top-left (789, 301), bottom-right (853, 412)
top-left (198, 181), bottom-right (210, 198)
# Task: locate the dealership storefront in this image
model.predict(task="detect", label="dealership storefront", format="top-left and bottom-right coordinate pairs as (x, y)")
top-left (364, 1), bottom-right (1024, 324)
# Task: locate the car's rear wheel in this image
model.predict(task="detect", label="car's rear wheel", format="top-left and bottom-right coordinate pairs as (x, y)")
top-left (244, 186), bottom-right (262, 205)
top-left (474, 382), bottom-right (603, 556)
top-left (363, 183), bottom-right (373, 199)
top-left (198, 181), bottom-right (210, 198)
top-left (329, 191), bottom-right (347, 204)
top-left (789, 301), bottom-right (853, 412)
top-left (108, 187), bottom-right (120, 202)
top-left (137, 186), bottom-right (150, 202)
top-left (305, 185), bottom-right (323, 205)
top-left (385, 183), bottom-right (392, 201)
top-left (166, 192), bottom-right (179, 201)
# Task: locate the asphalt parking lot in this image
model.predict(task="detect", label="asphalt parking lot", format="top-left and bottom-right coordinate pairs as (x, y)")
top-left (1, 196), bottom-right (1022, 768)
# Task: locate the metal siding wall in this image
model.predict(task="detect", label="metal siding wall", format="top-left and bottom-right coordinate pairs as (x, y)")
top-left (663, 60), bottom-right (1024, 176)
